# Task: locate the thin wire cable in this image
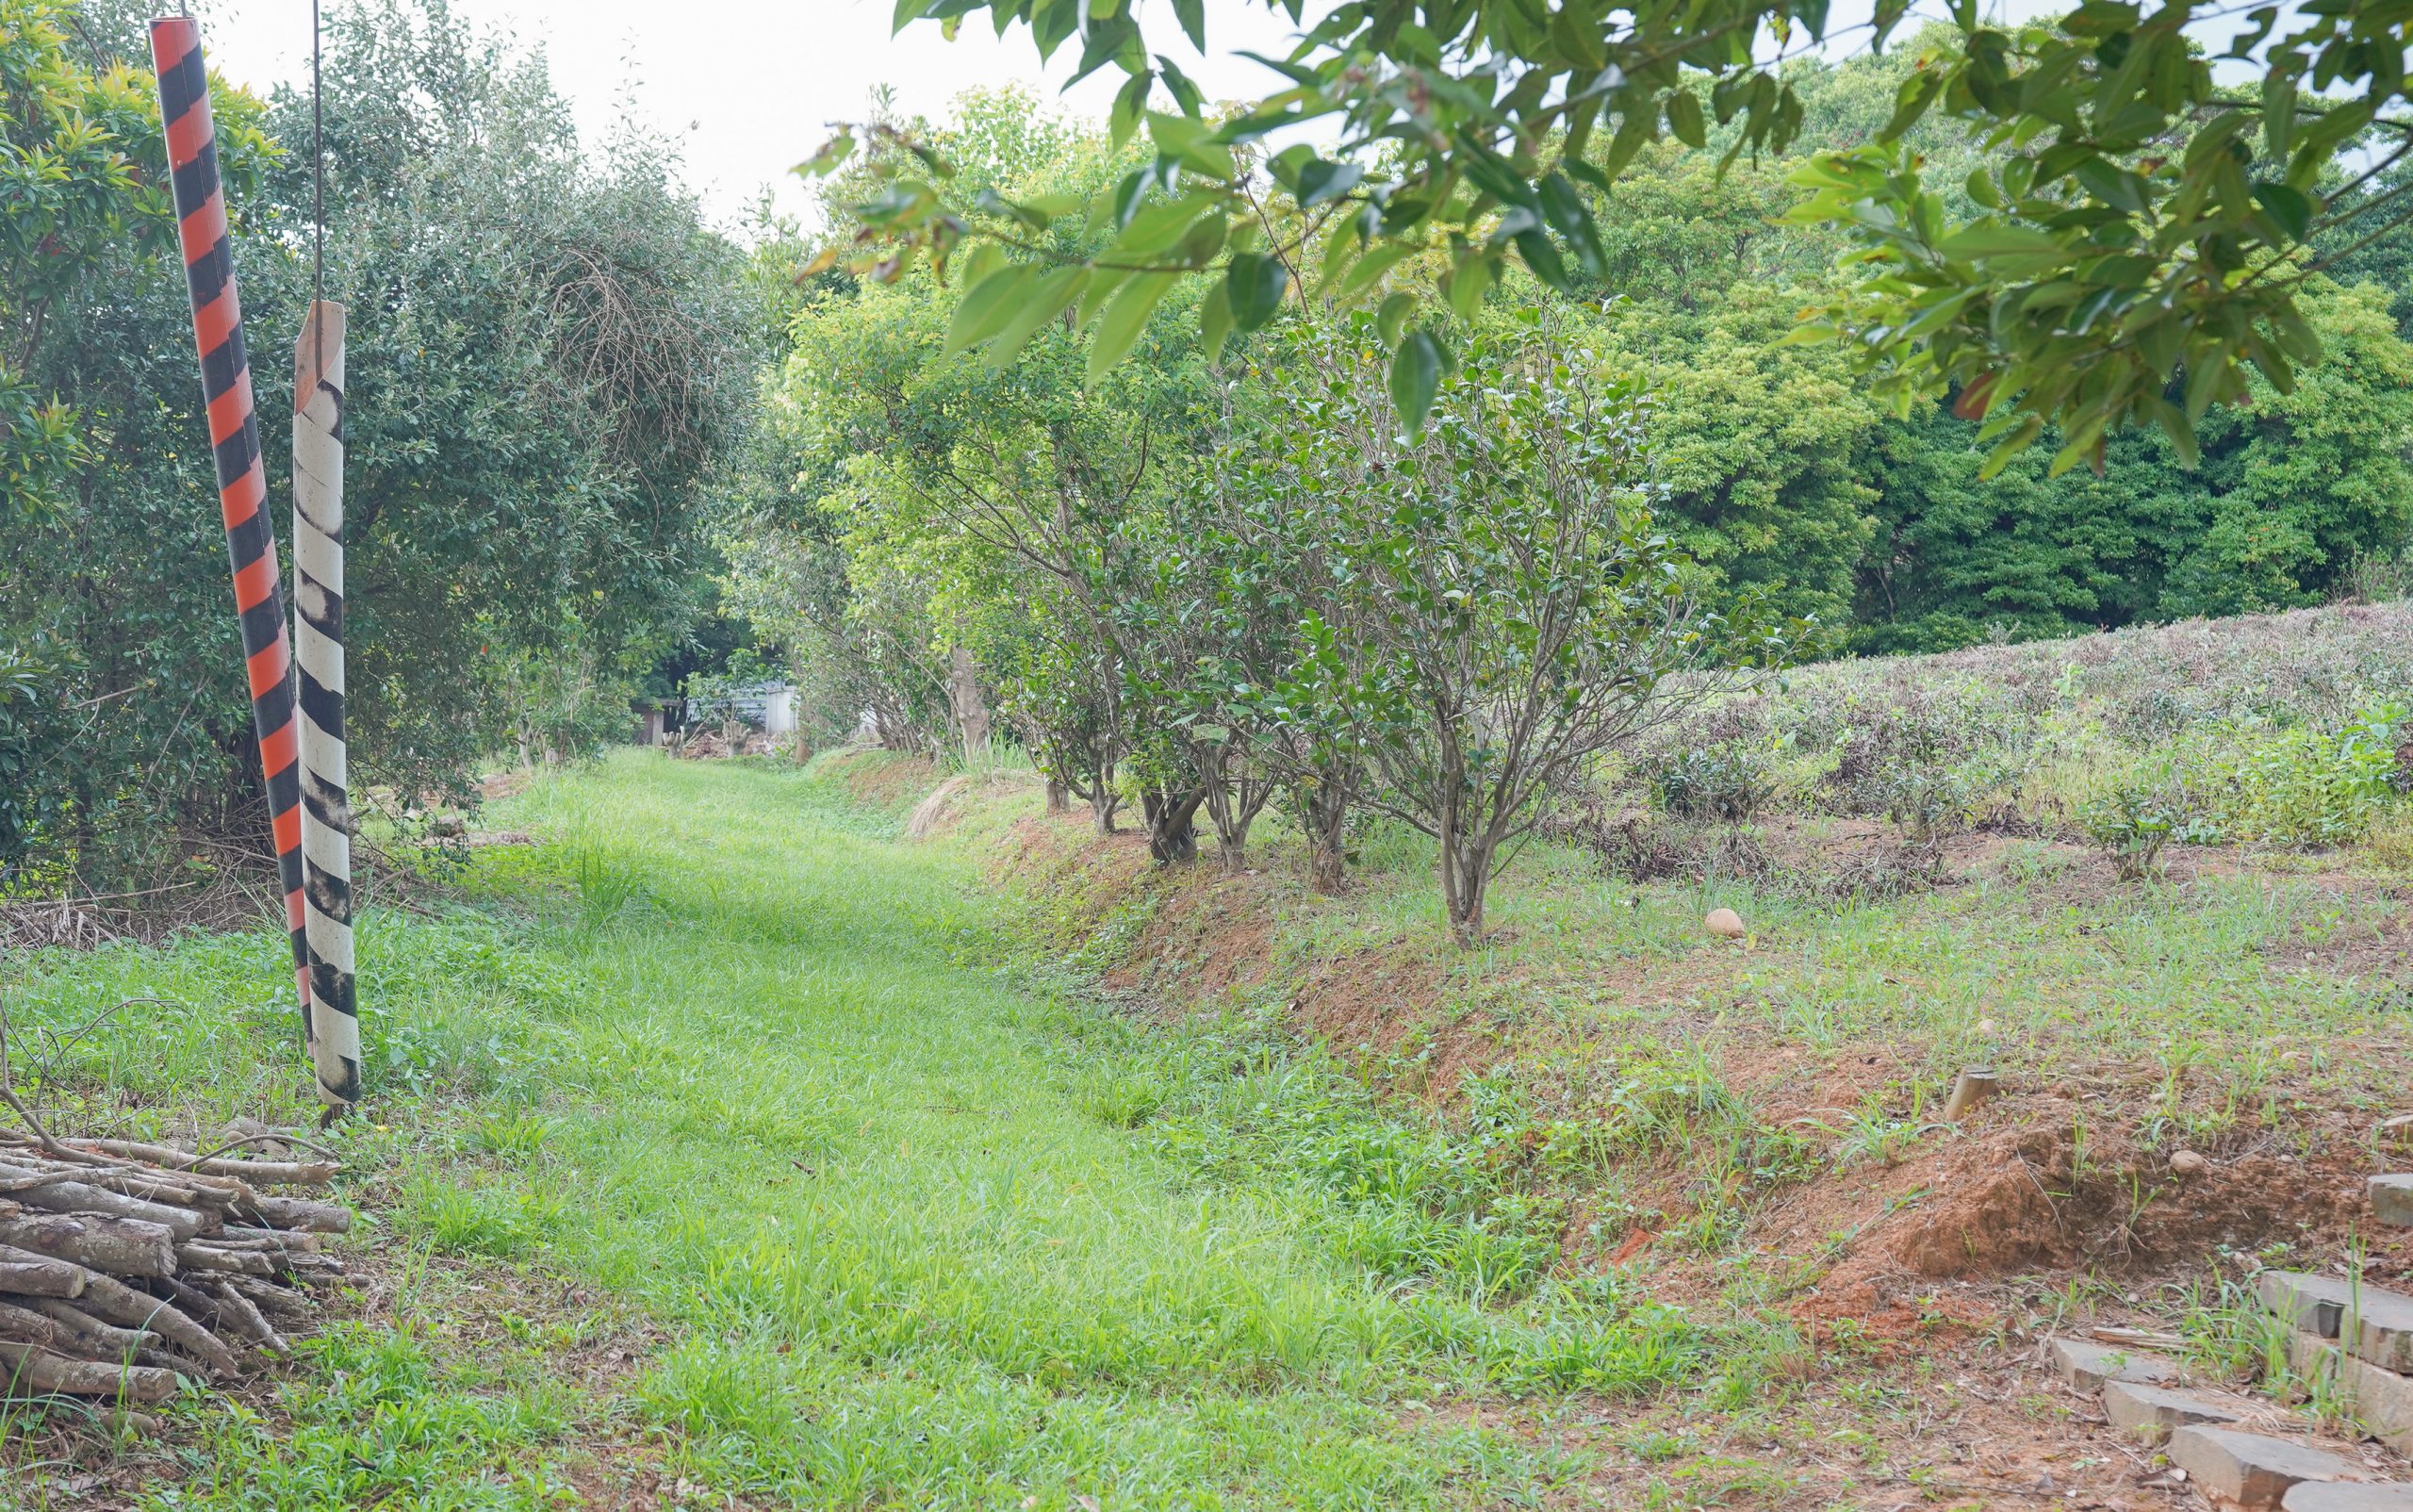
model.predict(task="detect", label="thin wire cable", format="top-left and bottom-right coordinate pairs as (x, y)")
top-left (312, 0), bottom-right (324, 312)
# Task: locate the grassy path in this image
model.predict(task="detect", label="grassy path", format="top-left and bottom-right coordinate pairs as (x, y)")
top-left (494, 756), bottom-right (1558, 1507)
top-left (8, 755), bottom-right (1603, 1509)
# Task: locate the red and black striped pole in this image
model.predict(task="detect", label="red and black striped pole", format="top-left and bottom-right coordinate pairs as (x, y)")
top-left (152, 16), bottom-right (313, 1025)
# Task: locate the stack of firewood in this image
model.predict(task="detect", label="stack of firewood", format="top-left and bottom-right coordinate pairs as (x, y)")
top-left (0, 1126), bottom-right (349, 1422)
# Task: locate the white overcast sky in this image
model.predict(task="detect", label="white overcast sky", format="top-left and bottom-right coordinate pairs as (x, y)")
top-left (193, 0), bottom-right (1310, 231)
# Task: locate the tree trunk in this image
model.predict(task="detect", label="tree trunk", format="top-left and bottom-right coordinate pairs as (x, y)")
top-left (1295, 769), bottom-right (1355, 895)
top-left (1142, 786), bottom-right (1204, 865)
top-left (1089, 772), bottom-right (1119, 835)
top-left (1440, 836), bottom-right (1494, 946)
top-left (946, 644), bottom-right (990, 760)
top-left (1045, 778), bottom-right (1070, 814)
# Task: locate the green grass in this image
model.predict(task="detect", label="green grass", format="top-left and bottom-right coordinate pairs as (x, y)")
top-left (2, 752), bottom-right (1830, 1508)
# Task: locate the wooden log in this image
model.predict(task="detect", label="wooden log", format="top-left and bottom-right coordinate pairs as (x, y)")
top-left (175, 1243), bottom-right (275, 1278)
top-left (0, 1142), bottom-right (251, 1208)
top-left (0, 1298), bottom-right (68, 1350)
top-left (20, 1299), bottom-right (151, 1359)
top-left (211, 1283), bottom-right (287, 1357)
top-left (0, 1339), bottom-right (174, 1402)
top-left (222, 1224), bottom-right (320, 1253)
top-left (0, 1165), bottom-right (215, 1240)
top-left (232, 1193), bottom-right (349, 1234)
top-left (222, 1274), bottom-right (317, 1324)
top-left (73, 1274), bottom-right (238, 1377)
top-left (65, 1139), bottom-right (337, 1187)
top-left (0, 1204), bottom-right (177, 1277)
top-left (0, 1244), bottom-right (87, 1298)
top-left (134, 1346), bottom-right (213, 1380)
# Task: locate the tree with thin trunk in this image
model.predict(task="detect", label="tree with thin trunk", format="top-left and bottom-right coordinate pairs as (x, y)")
top-left (1337, 313), bottom-right (1787, 944)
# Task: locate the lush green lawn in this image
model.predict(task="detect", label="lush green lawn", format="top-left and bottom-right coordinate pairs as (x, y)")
top-left (3, 753), bottom-right (1745, 1509)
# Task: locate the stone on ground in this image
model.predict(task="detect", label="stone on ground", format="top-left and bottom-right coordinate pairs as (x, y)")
top-left (2103, 1379), bottom-right (2243, 1436)
top-left (2258, 1272), bottom-right (2413, 1372)
top-left (1704, 907), bottom-right (1746, 940)
top-left (2054, 1336), bottom-right (2180, 1391)
top-left (2283, 1485), bottom-right (2413, 1512)
top-left (2168, 1427), bottom-right (2356, 1509)
top-left (2373, 1175), bottom-right (2413, 1228)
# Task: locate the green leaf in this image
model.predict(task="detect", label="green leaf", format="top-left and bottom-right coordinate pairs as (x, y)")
top-left (2251, 182), bottom-right (2314, 241)
top-left (1198, 280), bottom-right (1234, 363)
top-left (1388, 330), bottom-right (1442, 433)
top-left (1666, 90), bottom-right (1707, 149)
top-left (1296, 158), bottom-right (1364, 207)
top-left (1148, 111), bottom-right (1236, 178)
top-left (1114, 188), bottom-right (1221, 255)
top-left (985, 265), bottom-right (1090, 368)
top-left (1446, 253), bottom-right (1495, 319)
top-left (1225, 252), bottom-right (1290, 331)
top-left (1376, 291), bottom-right (1415, 347)
top-left (1088, 271), bottom-right (1177, 382)
top-left (2147, 395), bottom-right (2199, 468)
top-left (2261, 73), bottom-right (2297, 158)
top-left (1334, 240), bottom-right (1419, 298)
top-left (1171, 0), bottom-right (1206, 51)
top-left (1537, 173), bottom-right (1606, 277)
top-left (943, 263), bottom-right (1038, 356)
top-left (1936, 224), bottom-right (2066, 260)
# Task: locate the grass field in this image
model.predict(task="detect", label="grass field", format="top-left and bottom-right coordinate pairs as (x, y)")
top-left (0, 754), bottom-right (1739, 1509)
top-left (4, 609), bottom-right (2412, 1509)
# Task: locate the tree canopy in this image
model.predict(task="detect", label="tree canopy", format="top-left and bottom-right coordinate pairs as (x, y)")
top-left (820, 0), bottom-right (2413, 470)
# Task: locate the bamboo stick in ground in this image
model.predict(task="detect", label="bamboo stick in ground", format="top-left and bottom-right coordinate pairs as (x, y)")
top-left (293, 300), bottom-right (362, 1116)
top-left (0, 1244), bottom-right (87, 1298)
top-left (0, 1205), bottom-right (176, 1277)
top-left (0, 1339), bottom-right (175, 1403)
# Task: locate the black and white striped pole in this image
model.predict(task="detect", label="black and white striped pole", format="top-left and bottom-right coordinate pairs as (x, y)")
top-left (293, 302), bottom-right (359, 1111)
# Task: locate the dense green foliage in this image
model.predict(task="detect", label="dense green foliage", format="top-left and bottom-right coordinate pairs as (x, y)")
top-left (841, 0), bottom-right (2413, 470)
top-left (741, 78), bottom-right (2413, 940)
top-left (2, 0), bottom-right (751, 882)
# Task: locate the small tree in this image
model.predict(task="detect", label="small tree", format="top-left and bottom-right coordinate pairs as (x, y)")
top-left (1341, 315), bottom-right (1787, 944)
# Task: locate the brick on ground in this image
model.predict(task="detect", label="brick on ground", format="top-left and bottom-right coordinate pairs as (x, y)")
top-left (2168, 1426), bottom-right (2356, 1509)
top-left (2287, 1332), bottom-right (2413, 1456)
top-left (2374, 1175), bottom-right (2413, 1229)
top-left (2103, 1379), bottom-right (2244, 1437)
top-left (2283, 1485), bottom-right (2413, 1512)
top-left (2259, 1272), bottom-right (2413, 1373)
top-left (2054, 1336), bottom-right (2181, 1391)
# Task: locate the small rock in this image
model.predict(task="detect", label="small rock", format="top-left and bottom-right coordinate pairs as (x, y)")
top-left (2172, 1149), bottom-right (2213, 1177)
top-left (2284, 1485), bottom-right (2413, 1512)
top-left (2053, 1336), bottom-right (2179, 1392)
top-left (2372, 1175), bottom-right (2413, 1229)
top-left (1705, 907), bottom-right (1746, 940)
top-left (1977, 1017), bottom-right (1998, 1037)
top-left (2103, 1380), bottom-right (2242, 1438)
top-left (2168, 1427), bottom-right (2356, 1509)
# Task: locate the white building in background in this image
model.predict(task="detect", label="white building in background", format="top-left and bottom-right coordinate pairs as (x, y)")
top-left (687, 681), bottom-right (796, 733)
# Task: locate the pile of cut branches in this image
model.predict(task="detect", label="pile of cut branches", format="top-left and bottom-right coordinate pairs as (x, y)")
top-left (0, 1125), bottom-right (351, 1424)
top-left (0, 996), bottom-right (352, 1428)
